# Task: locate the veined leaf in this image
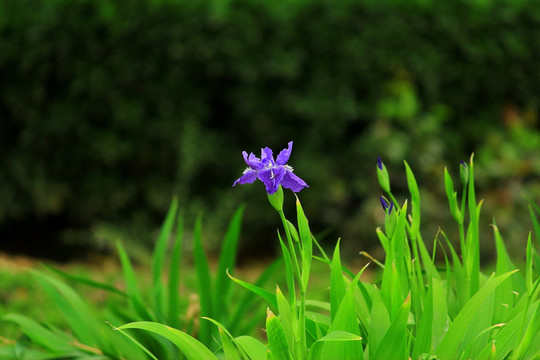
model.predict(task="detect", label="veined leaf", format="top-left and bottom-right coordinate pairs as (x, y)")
top-left (266, 309), bottom-right (292, 360)
top-left (308, 331), bottom-right (362, 360)
top-left (371, 294), bottom-right (411, 360)
top-left (220, 329), bottom-right (242, 360)
top-left (276, 286), bottom-right (295, 354)
top-left (321, 270), bottom-right (364, 360)
top-left (435, 270), bottom-right (518, 360)
top-left (235, 336), bottom-right (267, 360)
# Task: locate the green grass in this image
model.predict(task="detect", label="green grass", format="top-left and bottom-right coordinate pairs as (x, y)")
top-left (1, 155), bottom-right (539, 360)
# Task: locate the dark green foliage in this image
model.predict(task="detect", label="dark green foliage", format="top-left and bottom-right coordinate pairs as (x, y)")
top-left (0, 0), bottom-right (539, 255)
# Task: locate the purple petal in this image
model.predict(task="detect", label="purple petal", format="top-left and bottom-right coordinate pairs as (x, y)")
top-left (281, 171), bottom-right (308, 192)
top-left (261, 147), bottom-right (275, 166)
top-left (258, 167), bottom-right (285, 194)
top-left (276, 141), bottom-right (293, 165)
top-left (380, 196), bottom-right (389, 211)
top-left (233, 169), bottom-right (258, 186)
top-left (243, 151), bottom-right (263, 170)
top-left (377, 156), bottom-right (383, 170)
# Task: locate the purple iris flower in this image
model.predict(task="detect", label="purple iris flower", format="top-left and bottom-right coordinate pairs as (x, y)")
top-left (233, 141), bottom-right (308, 194)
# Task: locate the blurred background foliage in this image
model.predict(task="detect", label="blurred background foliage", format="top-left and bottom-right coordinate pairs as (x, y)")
top-left (0, 0), bottom-right (539, 262)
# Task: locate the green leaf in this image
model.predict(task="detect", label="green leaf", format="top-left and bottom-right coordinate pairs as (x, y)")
top-left (42, 264), bottom-right (126, 297)
top-left (228, 259), bottom-right (281, 335)
top-left (371, 294), bottom-right (411, 360)
top-left (2, 313), bottom-right (72, 353)
top-left (466, 154), bottom-right (480, 295)
top-left (214, 205), bottom-right (245, 321)
top-left (330, 240), bottom-right (347, 322)
top-left (235, 336), bottom-right (268, 360)
top-left (168, 214), bottom-right (183, 328)
top-left (266, 309), bottom-right (292, 360)
top-left (116, 241), bottom-right (153, 320)
top-left (369, 287), bottom-right (391, 358)
top-left (192, 214), bottom-right (214, 345)
top-left (220, 329), bottom-right (242, 360)
top-left (115, 321), bottom-right (218, 360)
top-left (151, 198), bottom-right (178, 316)
top-left (444, 167), bottom-right (461, 223)
top-left (227, 270), bottom-right (278, 309)
top-left (278, 231), bottom-right (296, 308)
top-left (404, 160), bottom-right (421, 237)
top-left (308, 331), bottom-right (362, 360)
top-left (435, 270), bottom-right (518, 360)
top-left (276, 286), bottom-right (295, 354)
top-left (321, 270), bottom-right (364, 360)
top-left (30, 270), bottom-right (103, 351)
top-left (296, 196), bottom-right (312, 289)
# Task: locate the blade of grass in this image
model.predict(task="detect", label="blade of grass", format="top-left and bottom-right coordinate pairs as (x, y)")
top-left (321, 270), bottom-right (364, 360)
top-left (192, 214), bottom-right (213, 345)
top-left (330, 240), bottom-right (347, 322)
top-left (116, 241), bottom-right (153, 320)
top-left (276, 286), bottom-right (295, 354)
top-left (235, 336), bottom-right (268, 360)
top-left (371, 294), bottom-right (411, 360)
top-left (115, 321), bottom-right (218, 360)
top-left (228, 259), bottom-right (281, 334)
top-left (214, 205), bottom-right (245, 322)
top-left (227, 270), bottom-right (278, 309)
top-left (30, 270), bottom-right (103, 351)
top-left (220, 329), bottom-right (242, 360)
top-left (296, 196), bottom-right (312, 289)
top-left (168, 213), bottom-right (183, 328)
top-left (151, 198), bottom-right (179, 320)
top-left (2, 313), bottom-right (72, 353)
top-left (43, 264), bottom-right (126, 297)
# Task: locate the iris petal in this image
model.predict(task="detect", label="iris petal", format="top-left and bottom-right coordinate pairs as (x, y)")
top-left (261, 147), bottom-right (275, 166)
top-left (258, 167), bottom-right (285, 194)
top-left (233, 169), bottom-right (258, 186)
top-left (281, 171), bottom-right (308, 192)
top-left (243, 151), bottom-right (263, 170)
top-left (276, 141), bottom-right (293, 165)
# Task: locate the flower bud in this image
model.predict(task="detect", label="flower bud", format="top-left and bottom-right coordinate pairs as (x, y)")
top-left (377, 156), bottom-right (391, 193)
top-left (460, 160), bottom-right (469, 186)
top-left (267, 185), bottom-right (284, 211)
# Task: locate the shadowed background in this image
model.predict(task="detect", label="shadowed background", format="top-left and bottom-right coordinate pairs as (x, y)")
top-left (1, 0), bottom-right (539, 263)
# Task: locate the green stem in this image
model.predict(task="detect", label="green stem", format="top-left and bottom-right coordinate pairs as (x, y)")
top-left (298, 286), bottom-right (307, 360)
top-left (279, 210), bottom-right (302, 285)
top-left (459, 184), bottom-right (467, 255)
top-left (279, 208), bottom-right (308, 360)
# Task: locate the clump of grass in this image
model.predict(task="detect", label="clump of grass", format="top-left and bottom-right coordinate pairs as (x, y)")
top-left (2, 151), bottom-right (539, 360)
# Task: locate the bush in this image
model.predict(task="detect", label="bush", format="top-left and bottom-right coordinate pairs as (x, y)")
top-left (0, 0), bottom-right (539, 257)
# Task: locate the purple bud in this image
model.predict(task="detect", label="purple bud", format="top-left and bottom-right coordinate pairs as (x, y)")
top-left (460, 160), bottom-right (467, 168)
top-left (380, 196), bottom-right (390, 211)
top-left (377, 156), bottom-right (383, 170)
top-left (388, 202), bottom-right (394, 214)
